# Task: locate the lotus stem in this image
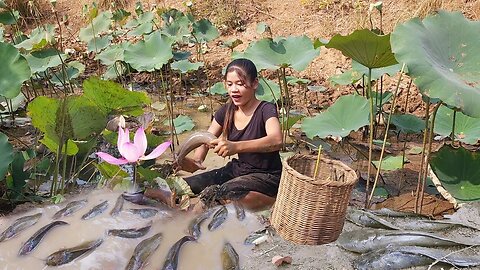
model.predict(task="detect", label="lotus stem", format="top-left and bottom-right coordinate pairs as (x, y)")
top-left (365, 68), bottom-right (374, 208)
top-left (415, 98), bottom-right (430, 213)
top-left (313, 145), bottom-right (323, 180)
top-left (368, 64), bottom-right (405, 207)
top-left (403, 79), bottom-right (413, 113)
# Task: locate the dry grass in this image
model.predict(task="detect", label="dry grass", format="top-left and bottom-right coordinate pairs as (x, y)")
top-left (97, 0), bottom-right (132, 10)
top-left (191, 0), bottom-right (244, 33)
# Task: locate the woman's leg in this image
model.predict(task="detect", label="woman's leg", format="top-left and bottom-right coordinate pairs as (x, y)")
top-left (237, 191), bottom-right (276, 211)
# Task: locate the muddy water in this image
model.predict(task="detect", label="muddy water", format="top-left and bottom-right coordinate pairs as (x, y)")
top-left (0, 189), bottom-right (262, 269)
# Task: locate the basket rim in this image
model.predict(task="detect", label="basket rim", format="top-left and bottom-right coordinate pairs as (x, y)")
top-left (283, 154), bottom-right (358, 186)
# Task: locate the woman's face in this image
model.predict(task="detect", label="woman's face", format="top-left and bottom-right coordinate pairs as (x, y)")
top-left (225, 71), bottom-right (258, 107)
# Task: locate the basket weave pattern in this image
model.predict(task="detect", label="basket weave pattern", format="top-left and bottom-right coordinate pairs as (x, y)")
top-left (271, 154), bottom-right (358, 245)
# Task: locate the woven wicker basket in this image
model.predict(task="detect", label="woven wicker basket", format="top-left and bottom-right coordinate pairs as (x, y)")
top-left (271, 154), bottom-right (358, 245)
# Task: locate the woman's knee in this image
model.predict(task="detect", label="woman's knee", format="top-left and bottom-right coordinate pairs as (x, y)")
top-left (238, 191), bottom-right (276, 211)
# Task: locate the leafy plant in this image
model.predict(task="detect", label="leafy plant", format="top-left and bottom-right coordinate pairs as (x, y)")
top-left (0, 42), bottom-right (31, 99)
top-left (434, 105), bottom-right (480, 145)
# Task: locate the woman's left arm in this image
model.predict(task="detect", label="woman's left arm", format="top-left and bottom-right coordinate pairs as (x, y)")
top-left (211, 117), bottom-right (283, 157)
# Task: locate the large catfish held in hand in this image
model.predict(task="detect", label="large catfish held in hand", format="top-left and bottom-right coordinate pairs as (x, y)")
top-left (337, 229), bottom-right (478, 253)
top-left (174, 131), bottom-right (216, 165)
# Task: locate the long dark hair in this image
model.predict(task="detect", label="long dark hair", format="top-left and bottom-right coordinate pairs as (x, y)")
top-left (222, 58), bottom-right (258, 138)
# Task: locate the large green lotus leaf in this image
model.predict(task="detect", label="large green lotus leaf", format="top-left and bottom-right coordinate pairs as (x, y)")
top-left (162, 15), bottom-right (191, 43)
top-left (171, 59), bottom-right (203, 73)
top-left (391, 11), bottom-right (480, 118)
top-left (87, 36), bottom-right (112, 52)
top-left (192, 19), bottom-right (219, 43)
top-left (51, 61), bottom-right (85, 86)
top-left (127, 22), bottom-right (153, 37)
top-left (430, 145), bottom-right (480, 201)
top-left (301, 94), bottom-right (369, 139)
top-left (40, 135), bottom-right (78, 156)
top-left (0, 132), bottom-right (14, 180)
top-left (326, 29), bottom-right (397, 69)
top-left (352, 61), bottom-right (402, 81)
top-left (25, 48), bottom-right (68, 74)
top-left (27, 96), bottom-right (60, 138)
top-left (66, 96), bottom-right (107, 139)
top-left (15, 24), bottom-right (55, 51)
top-left (329, 69), bottom-right (363, 86)
top-left (124, 11), bottom-right (154, 28)
top-left (391, 114), bottom-right (425, 134)
top-left (0, 42), bottom-right (31, 98)
top-left (257, 78), bottom-right (281, 103)
top-left (82, 77), bottom-right (150, 116)
top-left (373, 155), bottom-right (408, 171)
top-left (0, 10), bottom-right (19, 25)
top-left (234, 36), bottom-right (320, 71)
top-left (79, 11), bottom-right (112, 43)
top-left (95, 43), bottom-right (127, 66)
top-left (124, 31), bottom-right (174, 72)
top-left (434, 105), bottom-right (480, 145)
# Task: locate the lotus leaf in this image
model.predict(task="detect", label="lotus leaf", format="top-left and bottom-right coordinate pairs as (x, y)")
top-left (280, 112), bottom-right (304, 131)
top-left (25, 48), bottom-right (68, 74)
top-left (87, 36), bottom-right (112, 52)
top-left (0, 92), bottom-right (25, 113)
top-left (234, 36), bottom-right (320, 71)
top-left (124, 31), bottom-right (174, 72)
top-left (82, 77), bottom-right (150, 116)
top-left (173, 51), bottom-right (191, 61)
top-left (112, 8), bottom-right (131, 23)
top-left (209, 82), bottom-right (227, 95)
top-left (0, 132), bottom-right (13, 180)
top-left (161, 15), bottom-right (191, 43)
top-left (221, 38), bottom-right (243, 50)
top-left (28, 96), bottom-right (60, 139)
top-left (103, 63), bottom-right (128, 80)
top-left (326, 29), bottom-right (397, 69)
top-left (256, 22), bottom-right (270, 34)
top-left (164, 115), bottom-right (194, 134)
top-left (15, 24), bottom-right (55, 51)
top-left (373, 155), bottom-right (408, 171)
top-left (330, 61), bottom-right (401, 86)
top-left (430, 145), bottom-right (480, 201)
top-left (257, 78), bottom-right (281, 102)
top-left (124, 11), bottom-right (154, 28)
top-left (434, 105), bottom-right (480, 145)
top-left (286, 76), bottom-right (311, 85)
top-left (66, 95), bottom-right (107, 139)
top-left (391, 11), bottom-right (480, 118)
top-left (0, 1), bottom-right (6, 9)
top-left (391, 114), bottom-right (425, 134)
top-left (0, 10), bottom-right (19, 25)
top-left (301, 95), bottom-right (369, 139)
top-left (40, 136), bottom-right (78, 156)
top-left (307, 86), bottom-right (327, 92)
top-left (192, 19), bottom-right (219, 43)
top-left (95, 43), bottom-right (126, 66)
top-left (79, 11), bottom-right (112, 43)
top-left (329, 69), bottom-right (362, 86)
top-left (171, 59), bottom-right (203, 73)
top-left (0, 42), bottom-right (31, 98)
top-left (51, 61), bottom-right (85, 86)
top-left (127, 22), bottom-right (153, 37)
top-left (8, 152), bottom-right (30, 196)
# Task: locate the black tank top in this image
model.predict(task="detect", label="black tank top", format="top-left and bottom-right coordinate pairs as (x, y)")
top-left (214, 101), bottom-right (282, 176)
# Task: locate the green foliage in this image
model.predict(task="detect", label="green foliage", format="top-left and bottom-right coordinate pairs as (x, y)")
top-left (50, 61), bottom-right (85, 86)
top-left (0, 10), bottom-right (19, 25)
top-left (192, 19), bottom-right (219, 42)
top-left (95, 43), bottom-right (127, 66)
top-left (124, 31), bottom-right (174, 72)
top-left (25, 48), bottom-right (68, 74)
top-left (209, 82), bottom-right (226, 95)
top-left (15, 24), bottom-right (55, 51)
top-left (373, 155), bottom-right (408, 171)
top-left (257, 78), bottom-right (281, 103)
top-left (234, 36), bottom-right (320, 71)
top-left (164, 115), bottom-right (195, 134)
top-left (87, 36), bottom-right (112, 52)
top-left (391, 114), bottom-right (425, 134)
top-left (0, 42), bottom-right (31, 98)
top-left (0, 132), bottom-right (14, 181)
top-left (434, 105), bottom-right (480, 145)
top-left (79, 11), bottom-right (112, 43)
top-left (171, 59), bottom-right (203, 73)
top-left (302, 95), bottom-right (370, 139)
top-left (326, 29), bottom-right (397, 69)
top-left (391, 10), bottom-right (480, 118)
top-left (430, 145), bottom-right (480, 201)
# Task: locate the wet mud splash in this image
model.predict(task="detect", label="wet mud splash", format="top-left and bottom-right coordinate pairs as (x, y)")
top-left (0, 189), bottom-right (262, 269)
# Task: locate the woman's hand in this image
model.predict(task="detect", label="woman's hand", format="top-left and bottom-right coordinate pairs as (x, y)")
top-left (175, 156), bottom-right (206, 173)
top-left (210, 137), bottom-right (237, 157)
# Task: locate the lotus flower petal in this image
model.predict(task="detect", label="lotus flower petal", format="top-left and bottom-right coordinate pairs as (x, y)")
top-left (141, 141), bottom-right (171, 160)
top-left (96, 152), bottom-right (129, 165)
top-left (134, 127), bottom-right (148, 157)
top-left (120, 142), bottom-right (143, 162)
top-left (118, 128), bottom-right (131, 158)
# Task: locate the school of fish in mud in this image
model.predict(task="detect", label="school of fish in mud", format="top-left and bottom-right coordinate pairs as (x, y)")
top-left (0, 190), bottom-right (263, 270)
top-left (2, 189), bottom-right (480, 269)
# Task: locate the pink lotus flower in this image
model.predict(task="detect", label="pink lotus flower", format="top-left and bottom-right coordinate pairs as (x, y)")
top-left (96, 127), bottom-right (171, 165)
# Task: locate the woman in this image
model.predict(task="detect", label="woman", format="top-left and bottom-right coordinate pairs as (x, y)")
top-left (148, 58), bottom-right (283, 211)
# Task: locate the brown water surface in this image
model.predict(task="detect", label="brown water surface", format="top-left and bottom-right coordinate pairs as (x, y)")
top-left (0, 189), bottom-right (261, 269)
